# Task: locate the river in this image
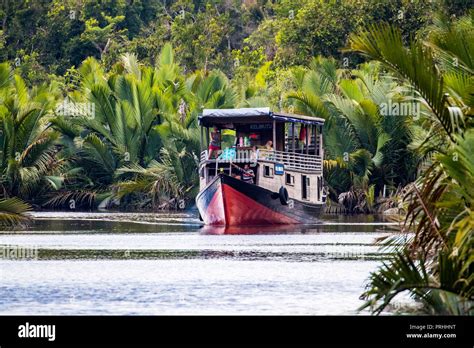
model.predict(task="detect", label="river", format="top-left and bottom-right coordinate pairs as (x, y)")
top-left (0, 212), bottom-right (401, 315)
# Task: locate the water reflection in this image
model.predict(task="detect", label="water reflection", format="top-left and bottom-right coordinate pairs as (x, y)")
top-left (200, 221), bottom-right (396, 235)
top-left (200, 224), bottom-right (313, 235)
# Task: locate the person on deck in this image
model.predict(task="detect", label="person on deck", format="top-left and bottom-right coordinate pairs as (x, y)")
top-left (265, 140), bottom-right (273, 150)
top-left (208, 127), bottom-right (221, 159)
top-left (231, 163), bottom-right (255, 184)
top-left (250, 146), bottom-right (258, 165)
top-left (262, 140), bottom-right (274, 160)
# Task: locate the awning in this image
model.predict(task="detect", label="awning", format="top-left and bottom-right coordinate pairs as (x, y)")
top-left (272, 112), bottom-right (325, 125)
top-left (199, 107), bottom-right (325, 126)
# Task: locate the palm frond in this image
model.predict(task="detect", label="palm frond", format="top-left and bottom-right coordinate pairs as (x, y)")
top-left (0, 197), bottom-right (31, 226)
top-left (286, 91), bottom-right (329, 119)
top-left (349, 23), bottom-right (465, 140)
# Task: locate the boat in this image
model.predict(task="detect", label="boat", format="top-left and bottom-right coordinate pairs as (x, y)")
top-left (196, 107), bottom-right (325, 225)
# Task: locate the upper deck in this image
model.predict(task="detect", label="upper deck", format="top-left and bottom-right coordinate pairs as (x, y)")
top-left (199, 148), bottom-right (322, 172)
top-left (198, 107), bottom-right (325, 173)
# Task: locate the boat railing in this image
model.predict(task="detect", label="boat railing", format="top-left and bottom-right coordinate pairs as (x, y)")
top-left (199, 149), bottom-right (322, 172)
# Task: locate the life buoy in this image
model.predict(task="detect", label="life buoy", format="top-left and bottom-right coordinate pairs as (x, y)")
top-left (279, 186), bottom-right (289, 205)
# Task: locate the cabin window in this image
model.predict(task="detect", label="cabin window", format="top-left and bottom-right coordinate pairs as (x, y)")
top-left (285, 173), bottom-right (295, 186)
top-left (264, 165), bottom-right (274, 178)
top-left (302, 175), bottom-right (309, 200)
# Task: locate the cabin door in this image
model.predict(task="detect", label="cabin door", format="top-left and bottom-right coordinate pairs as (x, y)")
top-left (302, 175), bottom-right (308, 200)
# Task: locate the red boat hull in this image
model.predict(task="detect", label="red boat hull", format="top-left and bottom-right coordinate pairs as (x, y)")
top-left (196, 174), bottom-right (322, 226)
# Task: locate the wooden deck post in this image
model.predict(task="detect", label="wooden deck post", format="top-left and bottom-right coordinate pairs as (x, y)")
top-left (272, 120), bottom-right (276, 151)
top-left (305, 124), bottom-right (309, 155)
top-left (292, 122), bottom-right (296, 154)
top-left (319, 125), bottom-right (323, 159)
top-left (200, 126), bottom-right (204, 151)
top-left (206, 127), bottom-right (210, 159)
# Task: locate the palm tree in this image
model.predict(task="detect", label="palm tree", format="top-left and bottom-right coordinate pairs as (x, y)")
top-left (46, 50), bottom-right (166, 208)
top-left (48, 44), bottom-right (219, 209)
top-left (115, 150), bottom-right (184, 209)
top-left (349, 17), bottom-right (473, 314)
top-left (0, 62), bottom-right (62, 202)
top-left (116, 47), bottom-right (239, 207)
top-left (360, 131), bottom-right (474, 314)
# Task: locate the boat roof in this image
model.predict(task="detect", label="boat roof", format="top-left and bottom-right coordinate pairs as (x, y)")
top-left (199, 107), bottom-right (325, 126)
